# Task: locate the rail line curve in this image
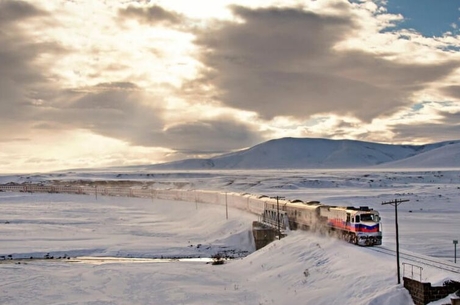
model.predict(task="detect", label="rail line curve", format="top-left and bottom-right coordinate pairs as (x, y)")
top-left (366, 246), bottom-right (460, 274)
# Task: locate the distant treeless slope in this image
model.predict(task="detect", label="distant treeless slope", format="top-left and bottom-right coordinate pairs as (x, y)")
top-left (373, 142), bottom-right (460, 169)
top-left (147, 138), bottom-right (460, 170)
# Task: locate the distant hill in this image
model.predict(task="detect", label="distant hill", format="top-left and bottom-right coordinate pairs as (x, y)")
top-left (374, 142), bottom-right (460, 169)
top-left (148, 137), bottom-right (460, 170)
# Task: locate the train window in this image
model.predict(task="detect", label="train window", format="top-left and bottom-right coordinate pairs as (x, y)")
top-left (346, 213), bottom-right (350, 223)
top-left (360, 214), bottom-right (375, 221)
top-left (355, 215), bottom-right (360, 223)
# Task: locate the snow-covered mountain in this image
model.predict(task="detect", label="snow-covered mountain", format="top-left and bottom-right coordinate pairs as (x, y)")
top-left (375, 142), bottom-right (460, 168)
top-left (148, 137), bottom-right (460, 169)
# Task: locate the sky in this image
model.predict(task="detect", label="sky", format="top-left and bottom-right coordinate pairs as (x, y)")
top-left (1, 0), bottom-right (460, 173)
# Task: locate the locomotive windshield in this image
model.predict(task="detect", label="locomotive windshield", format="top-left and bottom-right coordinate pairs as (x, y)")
top-left (360, 213), bottom-right (378, 222)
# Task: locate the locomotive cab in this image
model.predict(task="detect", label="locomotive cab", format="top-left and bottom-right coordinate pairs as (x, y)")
top-left (353, 210), bottom-right (382, 246)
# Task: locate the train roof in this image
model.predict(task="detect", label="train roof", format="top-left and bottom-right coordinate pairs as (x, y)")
top-left (346, 206), bottom-right (373, 211)
top-left (325, 206), bottom-right (376, 212)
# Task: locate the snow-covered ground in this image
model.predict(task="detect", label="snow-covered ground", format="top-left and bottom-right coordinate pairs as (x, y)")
top-left (1, 169), bottom-right (459, 304)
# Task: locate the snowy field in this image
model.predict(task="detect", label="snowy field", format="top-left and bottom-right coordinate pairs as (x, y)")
top-left (1, 169), bottom-right (459, 304)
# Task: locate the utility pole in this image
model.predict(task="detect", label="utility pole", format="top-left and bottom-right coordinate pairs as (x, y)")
top-left (454, 240), bottom-right (458, 263)
top-left (225, 192), bottom-right (228, 220)
top-left (382, 199), bottom-right (409, 284)
top-left (271, 196), bottom-right (285, 239)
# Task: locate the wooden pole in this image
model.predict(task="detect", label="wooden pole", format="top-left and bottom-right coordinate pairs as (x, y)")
top-left (382, 199), bottom-right (409, 284)
top-left (225, 192), bottom-right (228, 220)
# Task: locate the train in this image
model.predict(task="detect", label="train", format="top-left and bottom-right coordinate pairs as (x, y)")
top-left (260, 198), bottom-right (382, 246)
top-left (0, 184), bottom-right (382, 246)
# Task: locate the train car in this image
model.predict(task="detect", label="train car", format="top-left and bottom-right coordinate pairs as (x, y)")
top-left (284, 201), bottom-right (323, 231)
top-left (259, 199), bottom-right (323, 232)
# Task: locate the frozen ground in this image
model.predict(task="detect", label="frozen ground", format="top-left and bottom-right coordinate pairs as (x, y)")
top-left (1, 169), bottom-right (459, 304)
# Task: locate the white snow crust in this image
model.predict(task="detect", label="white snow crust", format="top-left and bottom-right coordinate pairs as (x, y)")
top-left (1, 168), bottom-right (460, 305)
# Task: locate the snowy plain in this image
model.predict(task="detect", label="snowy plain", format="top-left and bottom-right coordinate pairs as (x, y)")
top-left (1, 168), bottom-right (460, 305)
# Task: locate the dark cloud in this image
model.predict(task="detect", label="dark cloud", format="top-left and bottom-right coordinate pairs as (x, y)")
top-left (32, 87), bottom-right (165, 145)
top-left (0, 0), bottom-right (47, 25)
top-left (94, 82), bottom-right (140, 90)
top-left (25, 83), bottom-right (262, 153)
top-left (158, 119), bottom-right (264, 153)
top-left (441, 85), bottom-right (460, 99)
top-left (118, 4), bottom-right (183, 25)
top-left (192, 5), bottom-right (460, 122)
top-left (391, 123), bottom-right (460, 143)
top-left (436, 110), bottom-right (460, 126)
top-left (0, 1), bottom-right (59, 133)
top-left (0, 137), bottom-right (30, 143)
top-left (391, 110), bottom-right (460, 142)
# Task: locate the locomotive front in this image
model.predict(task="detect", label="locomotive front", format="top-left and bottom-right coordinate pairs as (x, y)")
top-left (352, 208), bottom-right (382, 246)
top-left (321, 205), bottom-right (382, 246)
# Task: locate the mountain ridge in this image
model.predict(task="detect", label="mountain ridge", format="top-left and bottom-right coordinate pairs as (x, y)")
top-left (147, 137), bottom-right (460, 170)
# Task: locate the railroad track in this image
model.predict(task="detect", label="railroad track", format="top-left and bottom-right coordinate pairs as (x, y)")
top-left (366, 246), bottom-right (460, 274)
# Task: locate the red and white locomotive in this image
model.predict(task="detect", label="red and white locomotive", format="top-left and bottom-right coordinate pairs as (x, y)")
top-left (261, 198), bottom-right (382, 246)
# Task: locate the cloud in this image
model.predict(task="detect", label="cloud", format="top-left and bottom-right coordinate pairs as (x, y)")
top-left (442, 85), bottom-right (460, 99)
top-left (390, 119), bottom-right (460, 143)
top-left (436, 110), bottom-right (460, 126)
top-left (17, 81), bottom-right (262, 154)
top-left (0, 1), bottom-right (260, 156)
top-left (192, 5), bottom-right (460, 122)
top-left (0, 0), bottom-right (46, 25)
top-left (158, 119), bottom-right (264, 153)
top-left (33, 84), bottom-right (165, 146)
top-left (0, 1), bottom-right (62, 133)
top-left (388, 104), bottom-right (460, 143)
top-left (0, 137), bottom-right (30, 143)
top-left (118, 4), bottom-right (183, 25)
top-left (93, 82), bottom-right (140, 91)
